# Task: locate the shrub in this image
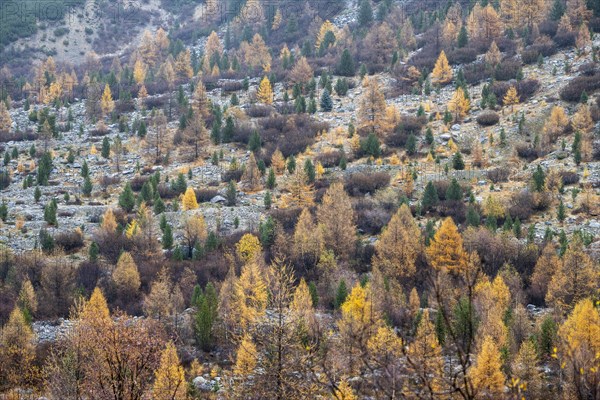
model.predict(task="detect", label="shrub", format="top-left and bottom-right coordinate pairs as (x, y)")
top-left (463, 62), bottom-right (492, 85)
top-left (220, 80), bottom-right (244, 92)
top-left (195, 188), bottom-right (220, 202)
top-left (345, 171), bottom-right (390, 196)
top-left (129, 175), bottom-right (149, 191)
top-left (432, 180), bottom-right (450, 201)
top-left (492, 79), bottom-right (539, 105)
top-left (477, 111), bottom-right (500, 126)
top-left (553, 32), bottom-right (576, 48)
top-left (447, 47), bottom-right (478, 65)
top-left (246, 105), bottom-right (273, 118)
top-left (508, 190), bottom-right (535, 220)
top-left (55, 229), bottom-right (85, 252)
top-left (515, 143), bottom-right (540, 160)
top-left (560, 73), bottom-right (600, 102)
top-left (494, 59), bottom-right (522, 81)
top-left (353, 199), bottom-right (392, 234)
top-left (270, 207), bottom-right (302, 232)
top-left (559, 171), bottom-right (580, 185)
top-left (144, 95), bottom-right (168, 109)
top-left (521, 49), bottom-right (540, 65)
top-left (316, 150), bottom-right (343, 168)
top-left (487, 167), bottom-right (510, 183)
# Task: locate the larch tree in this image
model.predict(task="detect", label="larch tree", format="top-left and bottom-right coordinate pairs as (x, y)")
top-left (138, 30), bottom-right (158, 66)
top-left (485, 41), bottom-right (502, 66)
top-left (503, 86), bottom-right (519, 113)
top-left (511, 340), bottom-right (542, 399)
top-left (148, 109), bottom-right (168, 161)
top-left (289, 56), bottom-right (314, 84)
top-left (182, 187), bottom-right (198, 210)
top-left (233, 261), bottom-right (268, 330)
top-left (317, 182), bottom-right (357, 261)
top-left (192, 80), bottom-right (212, 120)
top-left (315, 20), bottom-right (336, 49)
top-left (112, 251), bottom-right (141, 302)
top-left (205, 31), bottom-right (224, 62)
top-left (432, 50), bottom-right (453, 85)
top-left (405, 309), bottom-right (444, 397)
top-left (233, 333), bottom-right (258, 376)
top-left (236, 233), bottom-right (262, 263)
top-left (182, 213), bottom-right (207, 258)
top-left (0, 306), bottom-right (38, 388)
top-left (292, 208), bottom-right (323, 269)
top-left (282, 167), bottom-right (315, 209)
top-left (357, 77), bottom-right (388, 136)
top-left (469, 335), bottom-right (506, 399)
top-left (174, 49), bottom-right (193, 80)
top-left (257, 76), bottom-right (273, 105)
top-left (0, 101), bottom-right (12, 131)
top-left (546, 237), bottom-right (598, 314)
top-left (557, 298), bottom-right (600, 399)
top-left (133, 58), bottom-right (147, 85)
top-left (17, 279), bottom-right (38, 320)
top-left (426, 217), bottom-right (468, 274)
top-left (448, 87), bottom-right (470, 121)
top-left (372, 204), bottom-right (421, 282)
top-left (572, 104), bottom-right (593, 133)
top-left (530, 243), bottom-right (561, 303)
top-left (338, 283), bottom-right (382, 374)
top-left (100, 84), bottom-right (114, 117)
top-left (271, 148), bottom-right (286, 174)
top-left (241, 152), bottom-right (261, 191)
top-left (544, 105), bottom-right (569, 143)
top-left (152, 342), bottom-right (187, 400)
top-left (567, 0), bottom-right (592, 26)
top-left (143, 267), bottom-right (184, 323)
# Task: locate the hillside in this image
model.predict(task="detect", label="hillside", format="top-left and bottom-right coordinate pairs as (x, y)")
top-left (0, 0), bottom-right (599, 398)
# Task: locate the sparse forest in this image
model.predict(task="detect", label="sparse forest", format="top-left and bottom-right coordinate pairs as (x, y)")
top-left (0, 0), bottom-right (599, 398)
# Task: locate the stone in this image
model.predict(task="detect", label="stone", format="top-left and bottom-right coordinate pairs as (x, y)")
top-left (451, 124), bottom-right (461, 131)
top-left (193, 376), bottom-right (212, 391)
top-left (210, 195), bottom-right (227, 204)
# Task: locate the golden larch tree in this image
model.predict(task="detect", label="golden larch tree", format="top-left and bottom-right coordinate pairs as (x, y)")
top-left (100, 84), bottom-right (114, 117)
top-left (406, 309), bottom-right (444, 396)
top-left (315, 20), bottom-right (336, 49)
top-left (432, 50), bottom-right (453, 85)
top-left (317, 182), bottom-right (357, 261)
top-left (292, 208), bottom-right (323, 268)
top-left (557, 298), bottom-right (600, 399)
top-left (205, 31), bottom-right (224, 62)
top-left (503, 86), bottom-right (519, 112)
top-left (0, 306), bottom-right (38, 388)
top-left (0, 101), bottom-right (12, 131)
top-left (289, 56), bottom-right (314, 84)
top-left (426, 217), bottom-right (468, 273)
top-left (544, 105), bottom-right (569, 143)
top-left (448, 87), bottom-right (470, 121)
top-left (182, 187), bottom-right (199, 210)
top-left (139, 29), bottom-right (158, 66)
top-left (572, 104), bottom-right (593, 132)
top-left (152, 342), bottom-right (186, 400)
top-left (236, 233), bottom-right (262, 263)
top-left (257, 76), bottom-right (273, 105)
top-left (546, 237), bottom-right (598, 314)
top-left (469, 335), bottom-right (506, 398)
top-left (530, 243), bottom-right (561, 302)
top-left (372, 204), bottom-right (421, 281)
top-left (234, 333), bottom-right (258, 376)
top-left (271, 148), bottom-right (286, 174)
top-left (357, 77), bottom-right (388, 136)
top-left (511, 340), bottom-right (542, 399)
top-left (234, 261), bottom-right (268, 330)
top-left (133, 58), bottom-right (147, 85)
top-left (485, 41), bottom-right (502, 66)
top-left (112, 251), bottom-right (141, 301)
top-left (174, 49), bottom-right (193, 80)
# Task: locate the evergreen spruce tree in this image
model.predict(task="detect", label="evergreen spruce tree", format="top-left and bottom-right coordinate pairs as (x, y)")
top-left (226, 180), bottom-right (237, 206)
top-left (452, 152), bottom-right (465, 170)
top-left (162, 224), bottom-right (173, 250)
top-left (304, 159), bottom-right (315, 183)
top-left (266, 168), bottom-right (276, 189)
top-left (101, 137), bottom-right (110, 158)
top-left (337, 49), bottom-right (356, 76)
top-left (466, 204), bottom-right (480, 227)
top-left (81, 159), bottom-right (89, 178)
top-left (557, 199), bottom-right (566, 222)
top-left (457, 25), bottom-right (468, 48)
top-left (358, 0), bottom-right (373, 27)
top-left (334, 279), bottom-right (348, 309)
top-left (82, 175), bottom-right (93, 197)
top-left (320, 89), bottom-right (333, 111)
top-left (44, 199), bottom-right (58, 226)
top-left (287, 155), bottom-right (296, 174)
top-left (446, 178), bottom-right (462, 201)
top-left (119, 182), bottom-right (136, 212)
top-left (422, 181), bottom-right (439, 211)
top-left (248, 130), bottom-right (261, 152)
top-left (34, 186), bottom-right (41, 203)
top-left (264, 191), bottom-right (272, 209)
top-left (406, 134), bottom-right (417, 155)
top-left (194, 282), bottom-right (218, 351)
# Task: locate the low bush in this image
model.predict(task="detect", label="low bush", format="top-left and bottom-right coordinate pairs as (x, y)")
top-left (55, 229), bottom-right (85, 252)
top-left (316, 150), bottom-right (343, 168)
top-left (508, 190), bottom-right (535, 220)
top-left (494, 59), bottom-right (522, 81)
top-left (345, 171), bottom-right (390, 196)
top-left (220, 80), bottom-right (244, 92)
top-left (560, 171), bottom-right (580, 185)
top-left (246, 105), bottom-right (273, 118)
top-left (487, 167), bottom-right (510, 183)
top-left (477, 111), bottom-right (500, 126)
top-left (560, 72), bottom-right (600, 102)
top-left (195, 188), bottom-right (220, 202)
top-left (447, 47), bottom-right (478, 65)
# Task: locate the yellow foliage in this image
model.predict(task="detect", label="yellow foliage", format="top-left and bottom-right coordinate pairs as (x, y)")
top-left (432, 50), bottom-right (453, 84)
top-left (234, 333), bottom-right (258, 376)
top-left (483, 194), bottom-right (505, 218)
top-left (182, 187), bottom-right (198, 210)
top-left (503, 86), bottom-right (520, 112)
top-left (448, 87), bottom-right (470, 121)
top-left (101, 84), bottom-right (114, 116)
top-left (426, 217), bottom-right (467, 273)
top-left (257, 76), bottom-right (273, 105)
top-left (112, 251), bottom-right (141, 295)
top-left (469, 335), bottom-right (506, 397)
top-left (125, 219), bottom-right (139, 238)
top-left (153, 342), bottom-right (186, 400)
top-left (234, 262), bottom-right (267, 329)
top-left (236, 233), bottom-right (262, 263)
